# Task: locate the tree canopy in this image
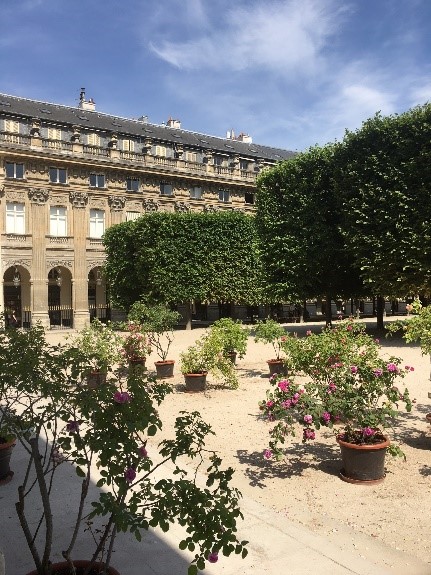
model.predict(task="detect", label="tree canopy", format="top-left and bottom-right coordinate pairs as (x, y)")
top-left (256, 143), bottom-right (364, 306)
top-left (335, 103), bottom-right (431, 296)
top-left (103, 211), bottom-right (264, 310)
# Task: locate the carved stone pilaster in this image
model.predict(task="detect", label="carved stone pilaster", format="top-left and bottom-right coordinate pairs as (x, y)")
top-left (108, 196), bottom-right (126, 211)
top-left (174, 201), bottom-right (190, 213)
top-left (143, 199), bottom-right (159, 212)
top-left (69, 191), bottom-right (88, 208)
top-left (28, 188), bottom-right (50, 204)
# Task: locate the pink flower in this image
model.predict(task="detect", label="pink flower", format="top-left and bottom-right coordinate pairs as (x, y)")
top-left (306, 330), bottom-right (312, 336)
top-left (322, 411), bottom-right (331, 423)
top-left (387, 363), bottom-right (398, 373)
top-left (350, 365), bottom-right (358, 374)
top-left (278, 380), bottom-right (290, 391)
top-left (266, 400), bottom-right (274, 408)
top-left (263, 449), bottom-right (272, 459)
top-left (346, 325), bottom-right (353, 331)
top-left (303, 428), bottom-right (315, 440)
top-left (373, 368), bottom-right (383, 377)
top-left (327, 382), bottom-right (337, 394)
top-left (362, 427), bottom-right (375, 438)
top-left (138, 445), bottom-right (148, 458)
top-left (114, 391), bottom-right (131, 404)
top-left (207, 552), bottom-right (219, 564)
top-left (303, 414), bottom-right (313, 424)
top-left (281, 399), bottom-right (292, 409)
top-left (405, 365), bottom-right (415, 372)
top-left (374, 338), bottom-right (380, 344)
top-left (66, 420), bottom-right (79, 434)
top-left (124, 467), bottom-right (136, 483)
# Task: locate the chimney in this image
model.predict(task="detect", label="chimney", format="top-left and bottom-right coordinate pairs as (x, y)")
top-left (167, 117), bottom-right (181, 129)
top-left (236, 132), bottom-right (252, 143)
top-left (78, 88), bottom-right (96, 111)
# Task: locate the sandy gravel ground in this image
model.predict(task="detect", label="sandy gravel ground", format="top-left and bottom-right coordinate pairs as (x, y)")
top-left (46, 318), bottom-right (431, 568)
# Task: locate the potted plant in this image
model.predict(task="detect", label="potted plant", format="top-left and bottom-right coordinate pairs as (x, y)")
top-left (259, 320), bottom-right (413, 484)
top-left (0, 408), bottom-right (16, 484)
top-left (210, 317), bottom-right (249, 365)
top-left (253, 318), bottom-right (288, 375)
top-left (128, 302), bottom-right (181, 378)
top-left (0, 326), bottom-right (248, 574)
top-left (67, 319), bottom-right (123, 387)
top-left (121, 322), bottom-right (152, 368)
top-left (180, 331), bottom-right (238, 392)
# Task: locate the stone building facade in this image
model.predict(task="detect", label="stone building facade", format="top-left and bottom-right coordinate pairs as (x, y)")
top-left (0, 91), bottom-right (294, 329)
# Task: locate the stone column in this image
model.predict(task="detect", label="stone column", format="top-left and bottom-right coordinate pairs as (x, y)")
top-left (28, 188), bottom-right (50, 327)
top-left (70, 192), bottom-right (90, 330)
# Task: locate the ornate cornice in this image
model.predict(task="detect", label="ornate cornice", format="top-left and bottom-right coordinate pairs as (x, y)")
top-left (108, 196), bottom-right (126, 211)
top-left (143, 199), bottom-right (159, 212)
top-left (69, 191), bottom-right (88, 208)
top-left (28, 188), bottom-right (50, 204)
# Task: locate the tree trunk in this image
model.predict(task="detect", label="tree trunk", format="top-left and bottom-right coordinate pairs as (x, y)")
top-left (185, 301), bottom-right (193, 330)
top-left (376, 295), bottom-right (385, 330)
top-left (325, 294), bottom-right (332, 327)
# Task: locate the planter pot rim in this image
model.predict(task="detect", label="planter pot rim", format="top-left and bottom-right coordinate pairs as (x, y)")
top-left (182, 371), bottom-right (208, 376)
top-left (267, 358), bottom-right (284, 363)
top-left (0, 438), bottom-right (17, 450)
top-left (155, 359), bottom-right (175, 365)
top-left (336, 434), bottom-right (390, 451)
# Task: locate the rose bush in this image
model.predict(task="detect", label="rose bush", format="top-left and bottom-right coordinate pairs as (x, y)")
top-left (259, 320), bottom-right (413, 460)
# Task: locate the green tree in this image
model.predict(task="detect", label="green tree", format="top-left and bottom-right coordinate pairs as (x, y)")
top-left (335, 104), bottom-right (431, 299)
top-left (103, 211), bottom-right (264, 323)
top-left (256, 143), bottom-right (363, 325)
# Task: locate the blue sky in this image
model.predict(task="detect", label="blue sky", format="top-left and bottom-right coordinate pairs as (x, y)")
top-left (1, 0), bottom-right (430, 151)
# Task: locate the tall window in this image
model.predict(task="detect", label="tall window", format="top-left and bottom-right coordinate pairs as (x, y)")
top-left (126, 177), bottom-right (139, 192)
top-left (49, 167), bottom-right (67, 184)
top-left (89, 174), bottom-right (106, 188)
top-left (5, 162), bottom-right (24, 179)
top-left (190, 186), bottom-right (202, 200)
top-left (155, 145), bottom-right (166, 157)
top-left (122, 139), bottom-right (135, 152)
top-left (239, 159), bottom-right (249, 171)
top-left (218, 190), bottom-right (230, 203)
top-left (186, 151), bottom-right (198, 162)
top-left (50, 207), bottom-right (67, 236)
top-left (6, 202), bottom-right (25, 234)
top-left (213, 156), bottom-right (223, 167)
top-left (4, 120), bottom-right (19, 133)
top-left (89, 209), bottom-right (105, 238)
top-left (87, 133), bottom-right (101, 146)
top-left (244, 192), bottom-right (255, 205)
top-left (47, 127), bottom-right (62, 140)
top-left (160, 183), bottom-right (173, 196)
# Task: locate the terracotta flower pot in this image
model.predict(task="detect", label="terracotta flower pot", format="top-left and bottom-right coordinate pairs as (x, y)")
top-left (267, 359), bottom-right (288, 377)
top-left (336, 434), bottom-right (390, 485)
top-left (184, 372), bottom-right (207, 392)
top-left (25, 560), bottom-right (120, 575)
top-left (154, 360), bottom-right (175, 378)
top-left (0, 438), bottom-right (16, 484)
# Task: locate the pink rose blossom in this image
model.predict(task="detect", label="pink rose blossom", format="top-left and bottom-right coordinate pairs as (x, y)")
top-left (306, 330), bottom-right (312, 336)
top-left (263, 449), bottom-right (272, 459)
top-left (138, 445), bottom-right (148, 458)
top-left (373, 368), bottom-right (383, 377)
top-left (350, 365), bottom-right (358, 374)
top-left (208, 552), bottom-right (219, 564)
top-left (124, 467), bottom-right (136, 483)
top-left (281, 399), bottom-right (292, 409)
top-left (322, 411), bottom-right (331, 423)
top-left (387, 363), bottom-right (398, 373)
top-left (362, 427), bottom-right (375, 438)
top-left (278, 380), bottom-right (290, 391)
top-left (114, 391), bottom-right (131, 404)
top-left (303, 428), bottom-right (315, 440)
top-left (303, 414), bottom-right (313, 424)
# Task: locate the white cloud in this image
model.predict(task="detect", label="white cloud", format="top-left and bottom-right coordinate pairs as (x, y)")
top-left (149, 0), bottom-right (348, 78)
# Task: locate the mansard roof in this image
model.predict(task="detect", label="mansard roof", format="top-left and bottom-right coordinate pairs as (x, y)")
top-left (0, 93), bottom-right (294, 162)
